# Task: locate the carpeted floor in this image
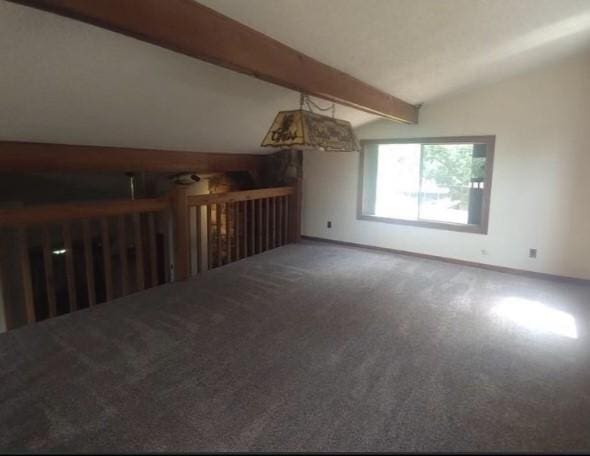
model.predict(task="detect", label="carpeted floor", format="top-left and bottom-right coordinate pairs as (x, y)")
top-left (1, 240), bottom-right (590, 452)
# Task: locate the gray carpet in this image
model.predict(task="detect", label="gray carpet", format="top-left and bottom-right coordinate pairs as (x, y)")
top-left (1, 240), bottom-right (590, 452)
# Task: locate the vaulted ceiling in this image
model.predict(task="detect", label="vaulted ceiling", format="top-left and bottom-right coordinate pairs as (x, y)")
top-left (1, 0), bottom-right (590, 154)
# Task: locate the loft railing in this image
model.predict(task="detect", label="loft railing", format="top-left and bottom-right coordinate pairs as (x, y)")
top-left (0, 197), bottom-right (171, 325)
top-left (0, 183), bottom-right (301, 329)
top-left (172, 185), bottom-right (299, 280)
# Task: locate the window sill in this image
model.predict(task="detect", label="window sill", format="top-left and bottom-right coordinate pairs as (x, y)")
top-left (357, 214), bottom-right (488, 234)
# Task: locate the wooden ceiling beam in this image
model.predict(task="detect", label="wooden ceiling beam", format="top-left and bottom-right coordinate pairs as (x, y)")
top-left (0, 141), bottom-right (262, 173)
top-left (10, 0), bottom-right (418, 124)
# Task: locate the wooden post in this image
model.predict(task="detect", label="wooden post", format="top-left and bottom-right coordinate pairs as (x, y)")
top-left (172, 185), bottom-right (189, 281)
top-left (288, 178), bottom-right (303, 242)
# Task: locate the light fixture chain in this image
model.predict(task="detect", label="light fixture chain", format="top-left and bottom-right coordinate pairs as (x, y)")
top-left (301, 93), bottom-right (336, 117)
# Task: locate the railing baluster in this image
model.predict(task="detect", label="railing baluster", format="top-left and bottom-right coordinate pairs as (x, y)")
top-left (82, 219), bottom-right (96, 306)
top-left (265, 198), bottom-right (270, 251)
top-left (257, 199), bottom-right (263, 253)
top-left (188, 207), bottom-right (195, 276)
top-left (148, 213), bottom-right (158, 287)
top-left (243, 200), bottom-right (248, 258)
top-left (172, 186), bottom-right (189, 281)
top-left (217, 203), bottom-right (223, 267)
top-left (62, 222), bottom-right (77, 311)
top-left (163, 210), bottom-right (171, 283)
top-left (271, 197), bottom-right (277, 249)
top-left (196, 206), bottom-right (202, 274)
top-left (17, 228), bottom-right (35, 323)
top-left (117, 215), bottom-right (129, 296)
top-left (251, 200), bottom-right (255, 254)
top-left (133, 213), bottom-right (145, 291)
top-left (226, 203), bottom-right (232, 264)
top-left (284, 195), bottom-right (289, 243)
top-left (100, 218), bottom-right (114, 302)
top-left (277, 196), bottom-right (283, 246)
top-left (42, 227), bottom-right (57, 317)
top-left (207, 204), bottom-right (213, 270)
top-left (235, 202), bottom-right (240, 260)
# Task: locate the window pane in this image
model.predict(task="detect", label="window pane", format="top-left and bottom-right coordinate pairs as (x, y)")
top-left (361, 138), bottom-right (491, 230)
top-left (375, 144), bottom-right (420, 220)
top-left (419, 144), bottom-right (476, 224)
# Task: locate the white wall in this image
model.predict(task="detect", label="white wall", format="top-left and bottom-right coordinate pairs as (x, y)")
top-left (303, 53), bottom-right (590, 279)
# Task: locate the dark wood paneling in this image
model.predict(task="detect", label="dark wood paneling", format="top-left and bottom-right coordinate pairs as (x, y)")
top-left (0, 140), bottom-right (262, 173)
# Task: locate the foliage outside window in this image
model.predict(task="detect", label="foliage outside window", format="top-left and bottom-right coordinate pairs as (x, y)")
top-left (359, 136), bottom-right (494, 234)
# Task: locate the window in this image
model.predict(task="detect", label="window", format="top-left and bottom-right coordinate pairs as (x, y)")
top-left (359, 136), bottom-right (494, 234)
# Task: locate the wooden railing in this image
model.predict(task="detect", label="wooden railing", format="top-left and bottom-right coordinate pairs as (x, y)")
top-left (174, 186), bottom-right (297, 280)
top-left (0, 184), bottom-right (301, 329)
top-left (0, 197), bottom-right (171, 325)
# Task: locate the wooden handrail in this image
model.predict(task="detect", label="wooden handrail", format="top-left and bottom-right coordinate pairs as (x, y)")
top-left (186, 186), bottom-right (294, 207)
top-left (0, 197), bottom-right (170, 227)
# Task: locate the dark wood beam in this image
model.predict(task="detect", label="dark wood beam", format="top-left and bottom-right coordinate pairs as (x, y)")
top-left (0, 141), bottom-right (262, 173)
top-left (10, 0), bottom-right (418, 124)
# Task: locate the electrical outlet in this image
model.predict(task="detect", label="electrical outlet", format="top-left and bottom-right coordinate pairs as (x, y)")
top-left (327, 221), bottom-right (332, 228)
top-left (529, 248), bottom-right (537, 259)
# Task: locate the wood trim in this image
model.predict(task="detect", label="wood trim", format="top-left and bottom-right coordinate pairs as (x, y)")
top-left (360, 136), bottom-right (496, 146)
top-left (357, 136), bottom-right (495, 235)
top-left (0, 140), bottom-right (262, 173)
top-left (302, 236), bottom-right (590, 285)
top-left (357, 215), bottom-right (486, 234)
top-left (0, 197), bottom-right (170, 227)
top-left (11, 0), bottom-right (418, 124)
top-left (186, 186), bottom-right (294, 207)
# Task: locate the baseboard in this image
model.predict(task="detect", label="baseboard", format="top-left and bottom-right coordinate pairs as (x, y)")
top-left (301, 236), bottom-right (590, 285)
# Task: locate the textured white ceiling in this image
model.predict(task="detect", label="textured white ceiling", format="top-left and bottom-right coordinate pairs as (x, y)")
top-left (200, 0), bottom-right (590, 104)
top-left (1, 0), bottom-right (590, 154)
